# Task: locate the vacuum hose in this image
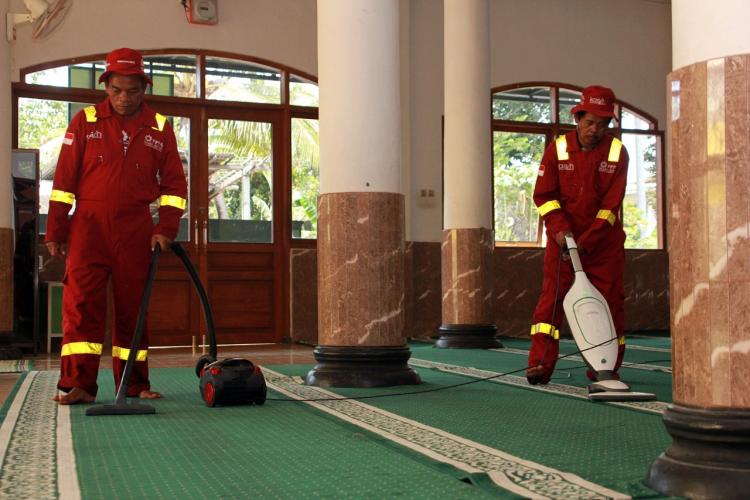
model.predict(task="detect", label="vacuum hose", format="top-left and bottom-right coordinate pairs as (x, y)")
top-left (170, 242), bottom-right (218, 361)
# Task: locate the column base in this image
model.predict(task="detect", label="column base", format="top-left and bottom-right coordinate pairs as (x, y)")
top-left (645, 404), bottom-right (750, 499)
top-left (434, 324), bottom-right (502, 349)
top-left (305, 345), bottom-right (421, 388)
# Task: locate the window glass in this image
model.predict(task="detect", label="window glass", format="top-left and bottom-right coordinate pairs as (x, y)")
top-left (205, 57), bottom-right (281, 104)
top-left (621, 108), bottom-right (651, 130)
top-left (492, 87), bottom-right (551, 123)
top-left (291, 118), bottom-right (319, 239)
top-left (26, 62), bottom-right (105, 89)
top-left (559, 88), bottom-right (581, 125)
top-left (25, 55), bottom-right (196, 98)
top-left (17, 98), bottom-right (92, 231)
top-left (207, 119), bottom-right (274, 243)
top-left (289, 75), bottom-right (319, 107)
top-left (143, 55), bottom-right (197, 98)
top-left (622, 133), bottom-right (659, 249)
top-left (493, 131), bottom-right (546, 243)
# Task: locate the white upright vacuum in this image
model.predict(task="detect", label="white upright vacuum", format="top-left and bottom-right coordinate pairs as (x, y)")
top-left (563, 234), bottom-right (656, 402)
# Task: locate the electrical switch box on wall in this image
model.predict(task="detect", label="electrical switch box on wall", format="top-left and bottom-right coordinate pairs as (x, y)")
top-left (187, 0), bottom-right (218, 25)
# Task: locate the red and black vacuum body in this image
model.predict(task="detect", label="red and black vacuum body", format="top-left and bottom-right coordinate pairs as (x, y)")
top-left (170, 243), bottom-right (267, 407)
top-left (198, 358), bottom-right (267, 407)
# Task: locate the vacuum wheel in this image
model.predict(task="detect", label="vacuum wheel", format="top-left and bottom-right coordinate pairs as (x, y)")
top-left (195, 355), bottom-right (214, 378)
top-left (204, 382), bottom-right (216, 407)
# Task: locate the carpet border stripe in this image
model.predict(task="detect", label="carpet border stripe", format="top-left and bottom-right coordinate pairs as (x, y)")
top-left (263, 367), bottom-right (629, 500)
top-left (409, 358), bottom-right (669, 415)
top-left (57, 404), bottom-right (80, 500)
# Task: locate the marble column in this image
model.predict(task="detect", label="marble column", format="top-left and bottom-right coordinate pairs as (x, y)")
top-left (0, 10), bottom-right (13, 335)
top-left (305, 0), bottom-right (419, 388)
top-left (646, 3), bottom-right (750, 495)
top-left (436, 0), bottom-right (500, 349)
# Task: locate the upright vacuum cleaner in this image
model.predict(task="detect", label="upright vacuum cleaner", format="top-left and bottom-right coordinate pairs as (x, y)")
top-left (562, 234), bottom-right (656, 402)
top-left (87, 242), bottom-right (266, 416)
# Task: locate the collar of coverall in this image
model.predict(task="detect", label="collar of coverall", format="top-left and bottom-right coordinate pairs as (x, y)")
top-left (567, 129), bottom-right (614, 154)
top-left (98, 99), bottom-right (157, 128)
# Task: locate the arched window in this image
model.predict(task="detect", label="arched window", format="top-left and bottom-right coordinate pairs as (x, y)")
top-left (492, 82), bottom-right (663, 250)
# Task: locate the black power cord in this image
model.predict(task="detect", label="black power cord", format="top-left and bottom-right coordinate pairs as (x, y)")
top-left (264, 337), bottom-right (625, 403)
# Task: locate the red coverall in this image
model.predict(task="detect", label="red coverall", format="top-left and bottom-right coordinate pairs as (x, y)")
top-left (528, 130), bottom-right (629, 383)
top-left (46, 99), bottom-right (187, 397)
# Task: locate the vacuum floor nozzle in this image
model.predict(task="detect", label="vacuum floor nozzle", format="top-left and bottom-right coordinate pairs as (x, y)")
top-left (86, 402), bottom-right (156, 416)
top-left (587, 379), bottom-right (656, 402)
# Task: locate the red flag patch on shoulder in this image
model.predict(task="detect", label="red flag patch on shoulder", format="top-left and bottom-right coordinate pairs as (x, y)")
top-left (62, 132), bottom-right (75, 146)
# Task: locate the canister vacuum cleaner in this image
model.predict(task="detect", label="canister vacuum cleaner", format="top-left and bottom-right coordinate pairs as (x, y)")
top-left (87, 242), bottom-right (266, 416)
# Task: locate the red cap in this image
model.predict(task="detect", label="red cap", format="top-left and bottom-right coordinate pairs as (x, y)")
top-left (98, 48), bottom-right (152, 85)
top-left (571, 85), bottom-right (616, 118)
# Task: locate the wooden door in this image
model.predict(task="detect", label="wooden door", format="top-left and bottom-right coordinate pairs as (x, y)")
top-left (148, 104), bottom-right (285, 346)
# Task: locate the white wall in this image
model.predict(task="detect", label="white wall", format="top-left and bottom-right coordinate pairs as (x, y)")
top-left (8, 0), bottom-right (317, 79)
top-left (407, 0), bottom-right (672, 242)
top-left (672, 0), bottom-right (750, 69)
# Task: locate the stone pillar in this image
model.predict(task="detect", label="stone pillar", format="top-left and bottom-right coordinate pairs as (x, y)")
top-left (305, 0), bottom-right (420, 388)
top-left (0, 8), bottom-right (14, 335)
top-left (435, 0), bottom-right (500, 349)
top-left (646, 2), bottom-right (750, 496)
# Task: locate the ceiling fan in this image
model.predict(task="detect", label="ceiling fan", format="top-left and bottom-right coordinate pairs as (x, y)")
top-left (6, 0), bottom-right (72, 41)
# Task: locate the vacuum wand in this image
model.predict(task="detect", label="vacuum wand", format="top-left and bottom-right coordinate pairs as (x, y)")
top-left (86, 244), bottom-right (162, 416)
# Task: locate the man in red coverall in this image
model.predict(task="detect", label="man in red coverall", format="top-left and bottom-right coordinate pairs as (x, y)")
top-left (45, 48), bottom-right (188, 404)
top-left (526, 85), bottom-right (629, 385)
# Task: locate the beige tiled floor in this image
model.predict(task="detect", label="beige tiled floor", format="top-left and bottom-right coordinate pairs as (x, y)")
top-left (0, 343), bottom-right (316, 404)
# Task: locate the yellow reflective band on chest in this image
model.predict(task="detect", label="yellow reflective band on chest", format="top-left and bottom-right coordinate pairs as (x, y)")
top-left (556, 135), bottom-right (569, 161)
top-left (538, 200), bottom-right (561, 217)
top-left (596, 209), bottom-right (617, 226)
top-left (530, 322), bottom-right (560, 340)
top-left (84, 106), bottom-right (98, 123)
top-left (61, 342), bottom-right (103, 357)
top-left (160, 195), bottom-right (187, 210)
top-left (152, 113), bottom-right (167, 131)
top-left (608, 138), bottom-right (623, 162)
top-left (50, 189), bottom-right (76, 205)
top-left (112, 346), bottom-right (148, 362)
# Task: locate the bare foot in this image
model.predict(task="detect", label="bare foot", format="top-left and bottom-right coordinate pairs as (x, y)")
top-left (53, 387), bottom-right (96, 405)
top-left (139, 389), bottom-right (162, 399)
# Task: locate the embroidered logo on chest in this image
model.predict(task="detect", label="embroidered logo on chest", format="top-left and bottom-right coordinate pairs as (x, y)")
top-left (144, 134), bottom-right (164, 152)
top-left (86, 130), bottom-right (103, 140)
top-left (598, 161), bottom-right (617, 174)
top-left (558, 163), bottom-right (575, 171)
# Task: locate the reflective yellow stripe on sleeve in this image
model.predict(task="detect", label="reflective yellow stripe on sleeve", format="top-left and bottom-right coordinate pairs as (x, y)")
top-left (608, 138), bottom-right (623, 162)
top-left (530, 323), bottom-right (560, 340)
top-left (112, 346), bottom-right (148, 362)
top-left (159, 195), bottom-right (187, 210)
top-left (152, 113), bottom-right (167, 132)
top-left (556, 135), bottom-right (569, 161)
top-left (50, 189), bottom-right (76, 205)
top-left (61, 342), bottom-right (103, 357)
top-left (596, 209), bottom-right (617, 226)
top-left (83, 106), bottom-right (97, 123)
top-left (537, 200), bottom-right (561, 217)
